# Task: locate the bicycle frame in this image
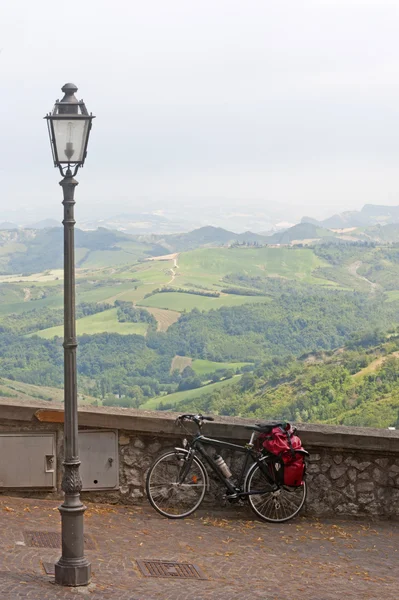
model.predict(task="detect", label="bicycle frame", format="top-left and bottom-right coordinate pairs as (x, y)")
top-left (183, 431), bottom-right (276, 497)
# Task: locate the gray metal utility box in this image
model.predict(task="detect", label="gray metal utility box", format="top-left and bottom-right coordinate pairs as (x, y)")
top-left (79, 430), bottom-right (119, 491)
top-left (0, 433), bottom-right (56, 489)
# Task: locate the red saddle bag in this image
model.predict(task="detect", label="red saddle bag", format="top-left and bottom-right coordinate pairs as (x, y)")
top-left (257, 423), bottom-right (307, 487)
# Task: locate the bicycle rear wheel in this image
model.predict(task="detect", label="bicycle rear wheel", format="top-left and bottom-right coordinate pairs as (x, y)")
top-left (245, 458), bottom-right (306, 523)
top-left (146, 450), bottom-right (207, 518)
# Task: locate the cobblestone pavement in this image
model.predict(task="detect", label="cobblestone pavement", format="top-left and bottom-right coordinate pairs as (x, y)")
top-left (0, 496), bottom-right (397, 600)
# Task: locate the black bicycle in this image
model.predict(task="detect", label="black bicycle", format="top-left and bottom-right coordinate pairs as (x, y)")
top-left (146, 413), bottom-right (307, 523)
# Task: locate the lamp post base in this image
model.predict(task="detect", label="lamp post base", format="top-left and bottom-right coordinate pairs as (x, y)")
top-left (55, 492), bottom-right (91, 587)
top-left (55, 558), bottom-right (91, 587)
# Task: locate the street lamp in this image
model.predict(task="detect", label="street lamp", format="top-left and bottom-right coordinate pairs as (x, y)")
top-left (45, 83), bottom-right (95, 587)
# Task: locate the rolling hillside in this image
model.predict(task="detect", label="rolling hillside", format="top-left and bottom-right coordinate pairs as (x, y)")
top-left (139, 292), bottom-right (269, 312)
top-left (175, 336), bottom-right (399, 428)
top-left (0, 377), bottom-right (97, 405)
top-left (33, 308), bottom-right (149, 339)
top-left (141, 376), bottom-right (242, 410)
top-left (2, 218), bottom-right (399, 427)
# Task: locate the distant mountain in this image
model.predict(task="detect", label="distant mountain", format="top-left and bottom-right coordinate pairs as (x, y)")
top-left (362, 204), bottom-right (399, 220)
top-left (302, 204), bottom-right (399, 229)
top-left (263, 223), bottom-right (334, 244)
top-left (29, 219), bottom-right (60, 229)
top-left (358, 223), bottom-right (399, 243)
top-left (80, 213), bottom-right (192, 235)
top-left (145, 226), bottom-right (269, 252)
top-left (0, 222), bottom-right (18, 230)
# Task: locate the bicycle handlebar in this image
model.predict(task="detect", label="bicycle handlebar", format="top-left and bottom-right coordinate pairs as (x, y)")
top-left (176, 413), bottom-right (215, 427)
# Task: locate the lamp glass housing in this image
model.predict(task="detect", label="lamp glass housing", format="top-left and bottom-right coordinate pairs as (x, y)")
top-left (51, 117), bottom-right (90, 163)
top-left (45, 83), bottom-right (94, 169)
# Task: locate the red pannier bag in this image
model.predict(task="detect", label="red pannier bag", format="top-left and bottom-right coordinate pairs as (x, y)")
top-left (257, 422), bottom-right (307, 487)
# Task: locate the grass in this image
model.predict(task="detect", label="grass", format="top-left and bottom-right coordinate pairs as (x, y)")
top-left (76, 282), bottom-right (137, 304)
top-left (191, 359), bottom-right (251, 375)
top-left (32, 308), bottom-right (148, 339)
top-left (110, 284), bottom-right (160, 304)
top-left (170, 356), bottom-right (193, 373)
top-left (0, 281), bottom-right (138, 320)
top-left (0, 269), bottom-right (64, 283)
top-left (386, 291), bottom-right (399, 303)
top-left (144, 307), bottom-right (180, 331)
top-left (78, 241), bottom-right (153, 269)
top-left (0, 286), bottom-right (26, 304)
top-left (0, 294), bottom-right (64, 317)
top-left (138, 292), bottom-right (269, 312)
top-left (169, 357), bottom-right (250, 375)
top-left (0, 242), bottom-right (27, 257)
top-left (352, 351), bottom-right (399, 379)
top-left (131, 261), bottom-right (174, 284)
top-left (79, 250), bottom-right (143, 269)
top-left (0, 246), bottom-right (331, 323)
top-left (176, 247), bottom-right (330, 290)
top-left (140, 376), bottom-right (241, 410)
top-left (0, 377), bottom-right (97, 405)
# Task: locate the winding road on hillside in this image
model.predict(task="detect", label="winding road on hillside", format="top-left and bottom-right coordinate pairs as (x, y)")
top-left (165, 255), bottom-right (179, 285)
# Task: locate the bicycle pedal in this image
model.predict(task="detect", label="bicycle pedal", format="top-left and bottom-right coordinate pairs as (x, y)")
top-left (226, 493), bottom-right (240, 502)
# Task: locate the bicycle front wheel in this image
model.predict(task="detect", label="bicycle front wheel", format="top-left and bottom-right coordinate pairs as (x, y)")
top-left (245, 458), bottom-right (306, 523)
top-left (146, 450), bottom-right (207, 518)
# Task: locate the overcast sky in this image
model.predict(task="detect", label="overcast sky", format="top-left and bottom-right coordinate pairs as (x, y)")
top-left (2, 0), bottom-right (399, 223)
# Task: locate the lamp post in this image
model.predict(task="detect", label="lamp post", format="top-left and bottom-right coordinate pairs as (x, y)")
top-left (45, 83), bottom-right (95, 587)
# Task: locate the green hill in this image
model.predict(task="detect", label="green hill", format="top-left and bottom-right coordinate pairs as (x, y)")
top-left (176, 246), bottom-right (330, 289)
top-left (33, 308), bottom-right (148, 339)
top-left (141, 376), bottom-right (241, 410)
top-left (175, 336), bottom-right (399, 428)
top-left (139, 292), bottom-right (269, 312)
top-left (3, 229), bottom-right (399, 428)
top-left (143, 226), bottom-right (268, 253)
top-left (0, 228), bottom-right (161, 275)
top-left (302, 203), bottom-right (399, 229)
top-left (0, 377), bottom-right (97, 405)
top-left (264, 223), bottom-right (334, 244)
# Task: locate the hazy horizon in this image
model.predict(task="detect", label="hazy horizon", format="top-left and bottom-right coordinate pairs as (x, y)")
top-left (2, 0), bottom-right (399, 225)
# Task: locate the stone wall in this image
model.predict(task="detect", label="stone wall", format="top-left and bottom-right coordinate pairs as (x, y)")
top-left (106, 428), bottom-right (399, 519)
top-left (0, 398), bottom-right (398, 519)
top-left (305, 449), bottom-right (399, 518)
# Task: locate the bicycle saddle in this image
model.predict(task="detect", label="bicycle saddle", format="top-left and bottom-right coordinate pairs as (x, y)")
top-left (243, 421), bottom-right (286, 433)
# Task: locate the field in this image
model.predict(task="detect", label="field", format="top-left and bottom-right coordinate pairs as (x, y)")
top-left (139, 292), bottom-right (269, 312)
top-left (169, 357), bottom-right (250, 375)
top-left (130, 261), bottom-right (174, 285)
top-left (144, 307), bottom-right (180, 331)
top-left (2, 243), bottom-right (396, 345)
top-left (170, 356), bottom-right (192, 372)
top-left (140, 375), bottom-right (241, 410)
top-left (386, 291), bottom-right (399, 303)
top-left (0, 243), bottom-right (367, 345)
top-left (191, 359), bottom-right (251, 375)
top-left (352, 351), bottom-right (399, 379)
top-left (33, 308), bottom-right (148, 339)
top-left (0, 294), bottom-right (64, 317)
top-left (76, 241), bottom-right (156, 269)
top-left (0, 269), bottom-right (64, 284)
top-left (0, 377), bottom-right (97, 405)
top-left (176, 247), bottom-right (331, 289)
top-left (105, 284), bottom-right (159, 304)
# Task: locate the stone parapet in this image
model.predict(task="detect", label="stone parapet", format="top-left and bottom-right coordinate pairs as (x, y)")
top-left (0, 398), bottom-right (398, 518)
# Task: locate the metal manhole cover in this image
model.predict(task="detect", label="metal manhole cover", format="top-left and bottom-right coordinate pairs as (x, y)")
top-left (24, 532), bottom-right (95, 549)
top-left (42, 562), bottom-right (55, 575)
top-left (136, 560), bottom-right (206, 579)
